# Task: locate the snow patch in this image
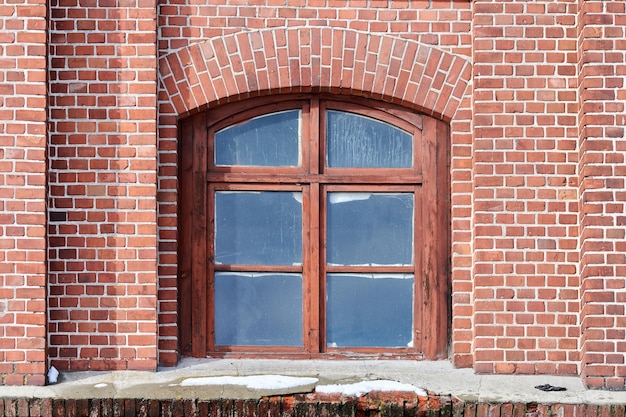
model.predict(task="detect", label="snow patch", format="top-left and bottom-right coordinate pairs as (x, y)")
top-left (179, 375), bottom-right (318, 390)
top-left (47, 366), bottom-right (59, 384)
top-left (316, 380), bottom-right (427, 397)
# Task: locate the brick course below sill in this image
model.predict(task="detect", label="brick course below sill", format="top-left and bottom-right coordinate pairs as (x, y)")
top-left (1, 395), bottom-right (625, 417)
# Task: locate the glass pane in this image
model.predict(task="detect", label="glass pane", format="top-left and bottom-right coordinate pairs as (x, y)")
top-left (326, 110), bottom-right (412, 168)
top-left (215, 272), bottom-right (303, 346)
top-left (327, 192), bottom-right (413, 266)
top-left (215, 110), bottom-right (301, 167)
top-left (215, 191), bottom-right (302, 265)
top-left (326, 273), bottom-right (414, 348)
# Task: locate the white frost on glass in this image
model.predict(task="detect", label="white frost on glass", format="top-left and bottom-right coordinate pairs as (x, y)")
top-left (328, 193), bottom-right (372, 204)
top-left (327, 263), bottom-right (412, 267)
top-left (218, 190), bottom-right (262, 195)
top-left (316, 380), bottom-right (427, 397)
top-left (292, 192), bottom-right (303, 203)
top-left (325, 273), bottom-right (413, 280)
top-left (329, 192), bottom-right (412, 205)
top-left (215, 272), bottom-right (301, 279)
top-left (326, 110), bottom-right (413, 169)
top-left (179, 375), bottom-right (318, 389)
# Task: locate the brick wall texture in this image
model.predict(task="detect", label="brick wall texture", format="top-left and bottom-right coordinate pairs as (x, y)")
top-left (0, 0), bottom-right (625, 390)
top-left (0, 394), bottom-right (625, 417)
top-left (47, 0), bottom-right (158, 372)
top-left (0, 0), bottom-right (48, 386)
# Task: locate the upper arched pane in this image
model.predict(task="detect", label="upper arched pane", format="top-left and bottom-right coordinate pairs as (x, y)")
top-left (215, 110), bottom-right (301, 167)
top-left (326, 110), bottom-right (413, 169)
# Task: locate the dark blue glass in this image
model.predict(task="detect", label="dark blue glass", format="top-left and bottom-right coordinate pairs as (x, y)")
top-left (215, 110), bottom-right (301, 167)
top-left (326, 110), bottom-right (412, 168)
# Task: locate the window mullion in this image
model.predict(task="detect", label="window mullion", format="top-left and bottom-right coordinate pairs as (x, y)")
top-left (309, 98), bottom-right (320, 175)
top-left (305, 182), bottom-right (320, 353)
top-left (304, 98), bottom-right (322, 354)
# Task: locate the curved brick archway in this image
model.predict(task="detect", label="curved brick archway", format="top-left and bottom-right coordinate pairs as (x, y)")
top-left (158, 27), bottom-right (471, 122)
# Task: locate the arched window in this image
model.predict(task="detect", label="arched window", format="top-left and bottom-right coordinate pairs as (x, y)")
top-left (179, 95), bottom-right (449, 359)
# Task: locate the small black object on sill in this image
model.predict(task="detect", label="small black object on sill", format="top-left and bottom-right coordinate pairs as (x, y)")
top-left (534, 384), bottom-right (567, 392)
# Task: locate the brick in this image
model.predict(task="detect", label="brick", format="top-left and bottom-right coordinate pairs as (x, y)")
top-left (46, 0), bottom-right (159, 376)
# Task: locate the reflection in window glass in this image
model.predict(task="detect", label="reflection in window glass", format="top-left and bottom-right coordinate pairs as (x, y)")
top-left (215, 272), bottom-right (303, 346)
top-left (215, 110), bottom-right (301, 167)
top-left (215, 191), bottom-right (303, 265)
top-left (327, 192), bottom-right (413, 266)
top-left (326, 110), bottom-right (412, 168)
top-left (326, 273), bottom-right (414, 347)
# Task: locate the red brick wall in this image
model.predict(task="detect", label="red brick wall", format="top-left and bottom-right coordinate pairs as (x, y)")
top-left (47, 0), bottom-right (159, 372)
top-left (4, 395), bottom-right (624, 417)
top-left (578, 0), bottom-right (626, 390)
top-left (1, 0), bottom-right (625, 391)
top-left (0, 0), bottom-right (48, 385)
top-left (472, 0), bottom-right (580, 376)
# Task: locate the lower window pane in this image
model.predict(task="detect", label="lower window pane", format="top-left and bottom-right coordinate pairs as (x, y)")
top-left (214, 272), bottom-right (303, 346)
top-left (326, 273), bottom-right (414, 348)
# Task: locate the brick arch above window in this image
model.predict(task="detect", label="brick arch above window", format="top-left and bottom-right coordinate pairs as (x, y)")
top-left (158, 27), bottom-right (471, 122)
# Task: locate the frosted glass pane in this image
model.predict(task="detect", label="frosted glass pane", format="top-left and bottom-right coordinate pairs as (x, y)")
top-left (215, 272), bottom-right (303, 346)
top-left (215, 191), bottom-right (302, 265)
top-left (326, 273), bottom-right (414, 347)
top-left (215, 110), bottom-right (301, 167)
top-left (327, 193), bottom-right (413, 266)
top-left (326, 110), bottom-right (412, 168)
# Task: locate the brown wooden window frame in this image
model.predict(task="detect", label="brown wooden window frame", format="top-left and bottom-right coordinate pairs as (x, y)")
top-left (179, 94), bottom-right (450, 360)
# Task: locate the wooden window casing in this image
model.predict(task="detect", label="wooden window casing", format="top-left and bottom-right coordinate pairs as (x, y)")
top-left (179, 95), bottom-right (450, 360)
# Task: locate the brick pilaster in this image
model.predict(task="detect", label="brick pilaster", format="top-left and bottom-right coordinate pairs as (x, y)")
top-left (0, 0), bottom-right (48, 386)
top-left (47, 0), bottom-right (159, 371)
top-left (472, 0), bottom-right (580, 375)
top-left (578, 0), bottom-right (626, 390)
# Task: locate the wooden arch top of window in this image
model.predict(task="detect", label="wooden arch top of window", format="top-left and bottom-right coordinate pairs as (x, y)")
top-left (179, 94), bottom-right (450, 360)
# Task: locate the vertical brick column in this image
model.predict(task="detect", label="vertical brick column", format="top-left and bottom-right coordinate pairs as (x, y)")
top-left (578, 1), bottom-right (626, 390)
top-left (472, 0), bottom-right (580, 375)
top-left (47, 0), bottom-right (159, 371)
top-left (0, 0), bottom-right (48, 385)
